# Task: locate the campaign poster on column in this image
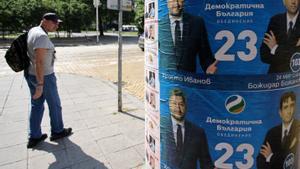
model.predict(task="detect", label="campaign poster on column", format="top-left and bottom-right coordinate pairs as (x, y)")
top-left (158, 0), bottom-right (300, 75)
top-left (158, 0), bottom-right (300, 169)
top-left (160, 81), bottom-right (300, 169)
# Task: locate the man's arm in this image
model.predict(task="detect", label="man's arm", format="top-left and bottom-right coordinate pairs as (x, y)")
top-left (260, 17), bottom-right (277, 64)
top-left (206, 61), bottom-right (218, 74)
top-left (261, 33), bottom-right (300, 65)
top-left (33, 48), bottom-right (46, 99)
top-left (256, 130), bottom-right (277, 169)
top-left (197, 17), bottom-right (217, 74)
top-left (261, 30), bottom-right (292, 64)
top-left (260, 16), bottom-right (299, 65)
top-left (257, 142), bottom-right (271, 169)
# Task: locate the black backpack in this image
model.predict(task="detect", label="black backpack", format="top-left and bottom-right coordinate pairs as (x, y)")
top-left (4, 32), bottom-right (30, 72)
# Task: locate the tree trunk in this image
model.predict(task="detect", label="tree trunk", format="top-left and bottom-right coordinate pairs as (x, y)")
top-left (99, 8), bottom-right (104, 36)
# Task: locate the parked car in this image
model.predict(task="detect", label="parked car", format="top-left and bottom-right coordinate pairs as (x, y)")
top-left (138, 32), bottom-right (144, 51)
top-left (122, 25), bottom-right (138, 32)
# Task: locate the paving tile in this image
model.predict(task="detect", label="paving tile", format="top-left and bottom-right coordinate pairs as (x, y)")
top-left (62, 111), bottom-right (83, 122)
top-left (134, 143), bottom-right (145, 159)
top-left (0, 144), bottom-right (27, 166)
top-left (90, 123), bottom-right (121, 140)
top-left (96, 134), bottom-right (135, 154)
top-left (27, 140), bottom-right (66, 158)
top-left (2, 106), bottom-right (30, 120)
top-left (90, 94), bottom-right (117, 102)
top-left (123, 129), bottom-right (145, 146)
top-left (63, 119), bottom-right (88, 132)
top-left (0, 131), bottom-right (27, 148)
top-left (97, 106), bottom-right (118, 114)
top-left (118, 119), bottom-right (145, 132)
top-left (0, 159), bottom-right (27, 169)
top-left (69, 92), bottom-right (89, 99)
top-left (60, 99), bottom-right (75, 107)
top-left (84, 115), bottom-right (112, 128)
top-left (3, 99), bottom-right (28, 108)
top-left (124, 109), bottom-right (146, 120)
top-left (64, 129), bottom-right (94, 148)
top-left (65, 103), bottom-right (91, 113)
top-left (108, 112), bottom-right (137, 124)
top-left (79, 108), bottom-right (110, 119)
top-left (131, 163), bottom-right (145, 169)
top-left (1, 111), bottom-right (28, 123)
top-left (62, 105), bottom-right (89, 114)
top-left (72, 97), bottom-right (93, 105)
top-left (66, 141), bottom-right (103, 165)
top-left (97, 99), bottom-right (118, 108)
top-left (28, 149), bottom-right (70, 169)
top-left (0, 121), bottom-right (27, 134)
top-left (70, 155), bottom-right (111, 169)
top-left (106, 148), bottom-right (144, 169)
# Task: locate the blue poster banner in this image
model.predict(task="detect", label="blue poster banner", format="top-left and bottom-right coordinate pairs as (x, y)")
top-left (160, 82), bottom-right (300, 169)
top-left (158, 0), bottom-right (300, 169)
top-left (158, 0), bottom-right (300, 75)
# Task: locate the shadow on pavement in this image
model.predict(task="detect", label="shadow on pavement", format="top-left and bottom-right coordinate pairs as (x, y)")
top-left (34, 138), bottom-right (108, 169)
top-left (120, 110), bottom-right (145, 121)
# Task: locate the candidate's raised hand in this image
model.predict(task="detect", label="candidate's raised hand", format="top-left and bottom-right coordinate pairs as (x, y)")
top-left (260, 142), bottom-right (272, 159)
top-left (206, 60), bottom-right (218, 74)
top-left (264, 31), bottom-right (277, 50)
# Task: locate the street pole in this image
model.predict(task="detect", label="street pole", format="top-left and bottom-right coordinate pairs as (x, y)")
top-left (118, 0), bottom-right (123, 112)
top-left (96, 3), bottom-right (99, 43)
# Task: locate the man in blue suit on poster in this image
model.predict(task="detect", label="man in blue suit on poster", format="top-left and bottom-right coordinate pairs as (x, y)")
top-left (161, 88), bottom-right (214, 169)
top-left (257, 91), bottom-right (300, 169)
top-left (260, 0), bottom-right (300, 73)
top-left (159, 0), bottom-right (218, 74)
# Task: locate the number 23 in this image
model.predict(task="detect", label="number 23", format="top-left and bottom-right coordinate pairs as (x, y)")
top-left (215, 30), bottom-right (257, 62)
top-left (214, 143), bottom-right (254, 169)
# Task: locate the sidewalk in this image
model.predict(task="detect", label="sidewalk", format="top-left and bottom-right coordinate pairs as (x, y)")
top-left (0, 73), bottom-right (145, 169)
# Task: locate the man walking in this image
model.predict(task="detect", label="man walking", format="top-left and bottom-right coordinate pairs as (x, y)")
top-left (25, 13), bottom-right (72, 148)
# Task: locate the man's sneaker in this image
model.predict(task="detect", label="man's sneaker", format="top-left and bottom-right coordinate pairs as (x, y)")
top-left (50, 128), bottom-right (72, 141)
top-left (27, 134), bottom-right (48, 148)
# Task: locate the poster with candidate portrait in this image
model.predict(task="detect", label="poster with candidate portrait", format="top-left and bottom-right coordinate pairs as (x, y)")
top-left (158, 0), bottom-right (300, 75)
top-left (154, 0), bottom-right (300, 169)
top-left (160, 81), bottom-right (300, 169)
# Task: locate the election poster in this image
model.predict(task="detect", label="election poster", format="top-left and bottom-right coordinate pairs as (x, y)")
top-left (145, 0), bottom-right (300, 169)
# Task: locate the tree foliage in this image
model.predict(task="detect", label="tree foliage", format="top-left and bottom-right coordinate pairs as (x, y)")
top-left (133, 0), bottom-right (144, 34)
top-left (0, 0), bottom-right (144, 38)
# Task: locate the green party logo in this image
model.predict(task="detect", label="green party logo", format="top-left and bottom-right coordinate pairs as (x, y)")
top-left (225, 95), bottom-right (246, 114)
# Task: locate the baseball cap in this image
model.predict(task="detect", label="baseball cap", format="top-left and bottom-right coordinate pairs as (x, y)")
top-left (43, 13), bottom-right (62, 23)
